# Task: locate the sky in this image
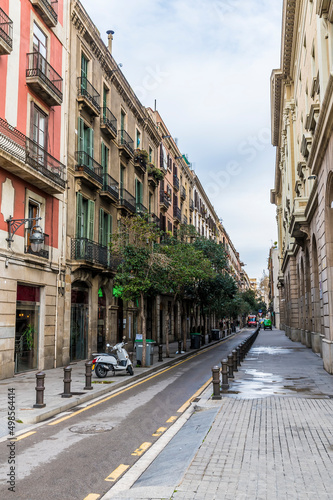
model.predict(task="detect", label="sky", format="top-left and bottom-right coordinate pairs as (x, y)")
top-left (82, 0), bottom-right (283, 281)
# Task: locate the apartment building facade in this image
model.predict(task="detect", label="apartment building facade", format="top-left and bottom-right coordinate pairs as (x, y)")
top-left (271, 0), bottom-right (333, 372)
top-left (0, 0), bottom-right (68, 378)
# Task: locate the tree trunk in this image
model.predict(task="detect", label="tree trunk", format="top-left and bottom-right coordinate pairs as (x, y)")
top-left (182, 302), bottom-right (187, 351)
top-left (165, 308), bottom-right (170, 357)
top-left (140, 292), bottom-right (146, 367)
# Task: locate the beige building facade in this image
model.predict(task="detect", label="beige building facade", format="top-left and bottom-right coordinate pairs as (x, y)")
top-left (271, 0), bottom-right (333, 372)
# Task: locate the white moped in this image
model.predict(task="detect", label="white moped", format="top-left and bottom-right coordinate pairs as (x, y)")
top-left (92, 339), bottom-right (134, 378)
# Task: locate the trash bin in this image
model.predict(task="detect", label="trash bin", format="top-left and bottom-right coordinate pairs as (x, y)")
top-left (190, 333), bottom-right (201, 349)
top-left (135, 339), bottom-right (155, 366)
top-left (211, 329), bottom-right (220, 340)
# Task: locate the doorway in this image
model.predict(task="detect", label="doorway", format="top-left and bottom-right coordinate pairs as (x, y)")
top-left (70, 283), bottom-right (88, 360)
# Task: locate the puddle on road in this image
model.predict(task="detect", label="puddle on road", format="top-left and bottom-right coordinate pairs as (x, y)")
top-left (250, 347), bottom-right (293, 355)
top-left (225, 368), bottom-right (327, 399)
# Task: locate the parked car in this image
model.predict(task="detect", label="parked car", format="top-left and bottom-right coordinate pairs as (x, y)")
top-left (263, 318), bottom-right (272, 330)
top-left (247, 315), bottom-right (257, 327)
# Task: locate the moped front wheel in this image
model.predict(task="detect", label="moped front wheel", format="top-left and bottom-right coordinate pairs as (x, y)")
top-left (127, 365), bottom-right (134, 376)
top-left (95, 364), bottom-right (107, 378)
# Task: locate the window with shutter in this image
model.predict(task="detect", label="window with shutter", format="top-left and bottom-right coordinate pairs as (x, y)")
top-left (76, 192), bottom-right (83, 238)
top-left (87, 200), bottom-right (95, 241)
top-left (99, 208), bottom-right (104, 245)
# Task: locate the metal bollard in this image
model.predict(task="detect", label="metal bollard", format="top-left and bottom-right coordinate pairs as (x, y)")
top-left (178, 340), bottom-right (182, 354)
top-left (62, 366), bottom-right (72, 398)
top-left (227, 353), bottom-right (234, 378)
top-left (84, 361), bottom-right (93, 390)
top-left (33, 371), bottom-right (46, 408)
top-left (236, 347), bottom-right (241, 367)
top-left (212, 365), bottom-right (221, 400)
top-left (158, 344), bottom-right (163, 362)
top-left (221, 359), bottom-right (229, 391)
top-left (232, 350), bottom-right (238, 372)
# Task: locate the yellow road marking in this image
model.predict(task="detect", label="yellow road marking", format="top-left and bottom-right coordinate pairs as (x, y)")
top-left (152, 426), bottom-right (167, 437)
top-left (13, 431), bottom-right (36, 441)
top-left (166, 416), bottom-right (177, 423)
top-left (132, 442), bottom-right (151, 456)
top-left (177, 377), bottom-right (212, 413)
top-left (49, 336), bottom-right (236, 426)
top-left (105, 464), bottom-right (129, 482)
top-left (83, 494), bottom-right (100, 500)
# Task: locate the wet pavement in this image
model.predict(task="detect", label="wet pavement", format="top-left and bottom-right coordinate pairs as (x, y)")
top-left (103, 328), bottom-right (333, 500)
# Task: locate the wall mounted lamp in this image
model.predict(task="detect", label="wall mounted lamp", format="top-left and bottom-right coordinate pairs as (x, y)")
top-left (6, 216), bottom-right (44, 252)
top-left (162, 135), bottom-right (171, 139)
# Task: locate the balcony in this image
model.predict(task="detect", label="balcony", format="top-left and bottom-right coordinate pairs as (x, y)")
top-left (100, 107), bottom-right (117, 139)
top-left (100, 173), bottom-right (119, 203)
top-left (173, 175), bottom-right (179, 191)
top-left (182, 215), bottom-right (187, 225)
top-left (134, 149), bottom-right (148, 174)
top-left (160, 191), bottom-right (171, 211)
top-left (26, 52), bottom-right (62, 106)
top-left (150, 213), bottom-right (160, 226)
top-left (0, 8), bottom-right (13, 55)
top-left (118, 188), bottom-right (136, 213)
top-left (74, 151), bottom-right (103, 188)
top-left (25, 230), bottom-right (49, 259)
top-left (71, 238), bottom-right (108, 267)
top-left (136, 202), bottom-right (147, 217)
top-left (189, 199), bottom-right (194, 211)
top-left (180, 185), bottom-right (186, 200)
top-left (118, 130), bottom-right (134, 160)
top-left (301, 133), bottom-right (312, 159)
top-left (305, 103), bottom-right (320, 133)
top-left (30, 0), bottom-right (58, 28)
top-left (77, 77), bottom-right (100, 117)
top-left (0, 117), bottom-right (66, 194)
top-left (173, 206), bottom-right (181, 223)
top-left (289, 197), bottom-right (309, 247)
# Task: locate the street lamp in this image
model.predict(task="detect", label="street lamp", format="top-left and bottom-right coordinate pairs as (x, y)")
top-left (6, 216), bottom-right (44, 252)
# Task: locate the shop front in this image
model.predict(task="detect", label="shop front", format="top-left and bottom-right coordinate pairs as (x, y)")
top-left (15, 284), bottom-right (40, 373)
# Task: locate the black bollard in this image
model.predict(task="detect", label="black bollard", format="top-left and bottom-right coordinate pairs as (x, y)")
top-left (227, 353), bottom-right (234, 378)
top-left (62, 366), bottom-right (72, 398)
top-left (212, 366), bottom-right (221, 400)
top-left (178, 340), bottom-right (182, 354)
top-left (232, 350), bottom-right (238, 372)
top-left (236, 347), bottom-right (241, 367)
top-left (84, 361), bottom-right (93, 390)
top-left (221, 359), bottom-right (229, 391)
top-left (158, 344), bottom-right (163, 362)
top-left (33, 372), bottom-right (46, 408)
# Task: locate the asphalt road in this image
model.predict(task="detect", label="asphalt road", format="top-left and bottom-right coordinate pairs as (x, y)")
top-left (0, 331), bottom-right (252, 500)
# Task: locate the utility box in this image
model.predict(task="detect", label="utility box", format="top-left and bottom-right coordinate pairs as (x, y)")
top-left (190, 333), bottom-right (201, 349)
top-left (211, 329), bottom-right (220, 340)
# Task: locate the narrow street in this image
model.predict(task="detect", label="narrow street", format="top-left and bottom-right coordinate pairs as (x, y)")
top-left (0, 332), bottom-right (248, 500)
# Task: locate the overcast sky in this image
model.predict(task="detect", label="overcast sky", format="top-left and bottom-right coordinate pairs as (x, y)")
top-left (82, 0), bottom-right (283, 281)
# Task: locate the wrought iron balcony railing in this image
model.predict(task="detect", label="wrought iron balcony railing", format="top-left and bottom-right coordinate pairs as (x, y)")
top-left (101, 107), bottom-right (117, 137)
top-left (119, 188), bottom-right (136, 213)
top-left (75, 151), bottom-right (103, 185)
top-left (101, 173), bottom-right (119, 200)
top-left (189, 199), bottom-right (194, 211)
top-left (160, 191), bottom-right (171, 208)
top-left (71, 238), bottom-right (108, 267)
top-left (173, 175), bottom-right (179, 190)
top-left (0, 7), bottom-right (13, 54)
top-left (77, 77), bottom-right (101, 115)
top-left (136, 202), bottom-right (147, 216)
top-left (26, 137), bottom-right (66, 187)
top-left (0, 117), bottom-right (66, 190)
top-left (26, 52), bottom-right (63, 105)
top-left (25, 230), bottom-right (49, 259)
top-left (180, 186), bottom-right (186, 200)
top-left (173, 206), bottom-right (181, 222)
top-left (30, 0), bottom-right (58, 27)
top-left (118, 130), bottom-right (134, 157)
top-left (182, 215), bottom-right (187, 225)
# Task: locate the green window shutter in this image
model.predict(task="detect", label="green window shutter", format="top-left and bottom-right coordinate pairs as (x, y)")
top-left (101, 143), bottom-right (105, 173)
top-left (99, 208), bottom-right (104, 245)
top-left (107, 214), bottom-right (113, 245)
top-left (87, 200), bottom-right (95, 241)
top-left (76, 192), bottom-right (83, 238)
top-left (78, 117), bottom-right (84, 156)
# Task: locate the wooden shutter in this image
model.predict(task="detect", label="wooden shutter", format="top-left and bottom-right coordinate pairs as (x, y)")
top-left (99, 208), bottom-right (104, 245)
top-left (76, 192), bottom-right (83, 238)
top-left (87, 200), bottom-right (95, 241)
top-left (78, 117), bottom-right (84, 153)
top-left (107, 214), bottom-right (113, 245)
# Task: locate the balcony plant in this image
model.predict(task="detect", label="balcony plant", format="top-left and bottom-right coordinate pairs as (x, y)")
top-left (148, 163), bottom-right (165, 182)
top-left (134, 149), bottom-right (149, 167)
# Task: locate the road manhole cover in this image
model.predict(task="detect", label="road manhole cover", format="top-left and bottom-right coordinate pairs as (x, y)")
top-left (69, 423), bottom-right (113, 434)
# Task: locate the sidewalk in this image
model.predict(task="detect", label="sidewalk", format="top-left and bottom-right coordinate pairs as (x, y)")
top-left (0, 331), bottom-right (237, 438)
top-left (103, 329), bottom-right (333, 500)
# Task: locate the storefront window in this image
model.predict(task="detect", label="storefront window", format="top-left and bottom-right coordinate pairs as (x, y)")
top-left (15, 285), bottom-right (40, 373)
